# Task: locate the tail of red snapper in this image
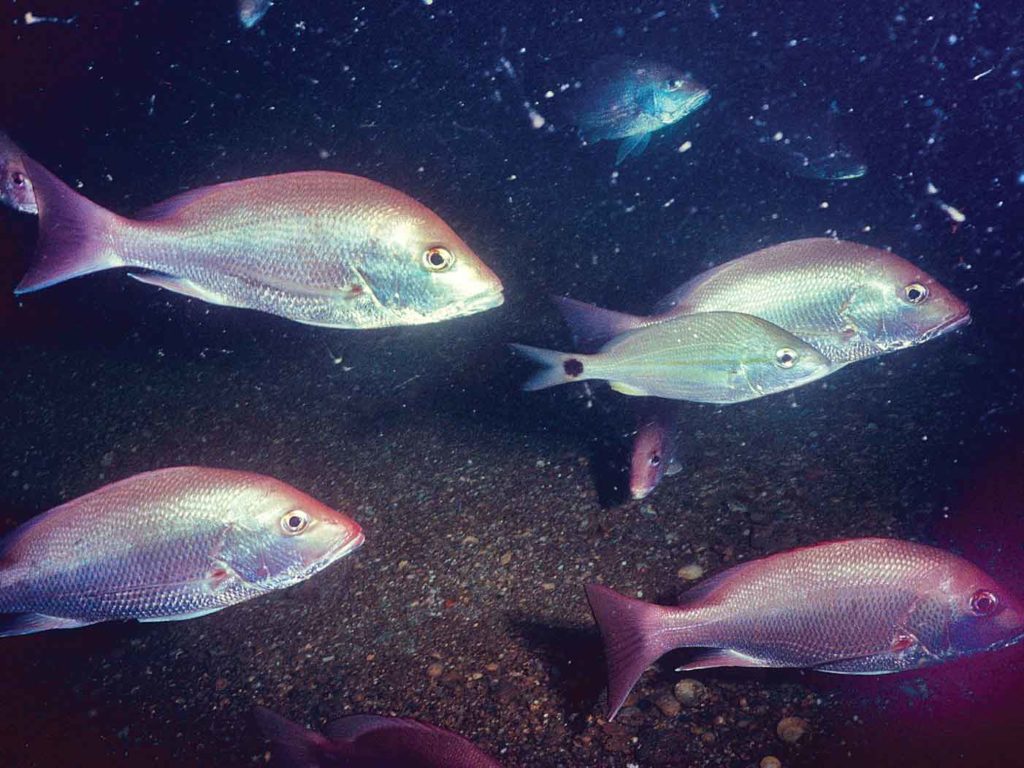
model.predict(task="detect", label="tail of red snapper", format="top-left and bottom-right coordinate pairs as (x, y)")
top-left (552, 295), bottom-right (645, 350)
top-left (585, 583), bottom-right (680, 720)
top-left (15, 157), bottom-right (127, 295)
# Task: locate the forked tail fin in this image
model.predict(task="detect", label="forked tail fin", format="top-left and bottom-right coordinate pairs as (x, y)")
top-left (509, 343), bottom-right (591, 391)
top-left (15, 156), bottom-right (126, 294)
top-left (585, 583), bottom-right (678, 720)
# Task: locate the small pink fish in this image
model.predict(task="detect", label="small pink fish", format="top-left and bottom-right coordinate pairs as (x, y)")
top-left (629, 402), bottom-right (680, 500)
top-left (254, 707), bottom-right (502, 767)
top-left (586, 538), bottom-right (1024, 720)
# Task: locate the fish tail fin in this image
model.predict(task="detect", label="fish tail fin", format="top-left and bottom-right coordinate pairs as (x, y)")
top-left (552, 295), bottom-right (645, 349)
top-left (253, 707), bottom-right (330, 764)
top-left (585, 583), bottom-right (677, 720)
top-left (509, 343), bottom-right (590, 391)
top-left (15, 157), bottom-right (126, 295)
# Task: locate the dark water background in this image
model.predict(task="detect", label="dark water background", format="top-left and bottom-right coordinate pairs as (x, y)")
top-left (0, 1), bottom-right (1023, 766)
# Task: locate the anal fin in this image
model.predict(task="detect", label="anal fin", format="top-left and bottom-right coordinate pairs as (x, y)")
top-left (0, 612), bottom-right (96, 637)
top-left (128, 272), bottom-right (235, 307)
top-left (675, 648), bottom-right (767, 672)
top-left (610, 381), bottom-right (650, 396)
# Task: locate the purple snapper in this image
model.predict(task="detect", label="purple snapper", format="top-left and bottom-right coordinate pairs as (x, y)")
top-left (629, 402), bottom-right (680, 500)
top-left (254, 707), bottom-right (502, 767)
top-left (586, 538), bottom-right (1024, 720)
top-left (0, 467), bottom-right (364, 637)
top-left (0, 132), bottom-right (36, 214)
top-left (15, 158), bottom-right (503, 328)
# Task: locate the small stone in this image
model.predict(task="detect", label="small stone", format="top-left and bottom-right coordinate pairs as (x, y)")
top-left (426, 663), bottom-right (444, 679)
top-left (499, 552), bottom-right (512, 566)
top-left (541, 582), bottom-right (556, 591)
top-left (760, 757), bottom-right (782, 768)
top-left (673, 678), bottom-right (706, 705)
top-left (654, 693), bottom-right (681, 717)
top-left (776, 716), bottom-right (809, 743)
top-left (214, 677), bottom-right (228, 691)
top-left (677, 564), bottom-right (704, 581)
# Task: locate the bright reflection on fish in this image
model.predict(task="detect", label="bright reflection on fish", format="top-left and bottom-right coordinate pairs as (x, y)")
top-left (587, 538), bottom-right (1024, 720)
top-left (570, 56), bottom-right (711, 164)
top-left (513, 311), bottom-right (831, 403)
top-left (15, 158), bottom-right (504, 329)
top-left (0, 467), bottom-right (364, 637)
top-left (554, 238), bottom-right (970, 365)
top-left (254, 707), bottom-right (503, 767)
top-left (238, 0), bottom-right (273, 29)
top-left (0, 132), bottom-right (37, 214)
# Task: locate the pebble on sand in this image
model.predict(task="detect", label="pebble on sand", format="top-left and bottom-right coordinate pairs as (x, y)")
top-left (760, 757), bottom-right (782, 768)
top-left (776, 716), bottom-right (809, 743)
top-left (654, 692), bottom-right (681, 717)
top-left (677, 564), bottom-right (704, 580)
top-left (673, 678), bottom-right (707, 706)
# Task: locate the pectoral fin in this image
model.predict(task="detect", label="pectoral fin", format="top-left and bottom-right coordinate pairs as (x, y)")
top-left (128, 272), bottom-right (235, 307)
top-left (665, 459), bottom-right (683, 477)
top-left (616, 132), bottom-right (651, 165)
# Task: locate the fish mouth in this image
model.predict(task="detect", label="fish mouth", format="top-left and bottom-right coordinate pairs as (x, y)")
top-left (455, 287), bottom-right (505, 316)
top-left (331, 529), bottom-right (365, 560)
top-left (920, 311), bottom-right (972, 342)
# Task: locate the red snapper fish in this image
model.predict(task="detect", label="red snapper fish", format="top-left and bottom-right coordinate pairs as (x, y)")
top-left (15, 157), bottom-right (503, 329)
top-left (555, 238), bottom-right (969, 365)
top-left (254, 707), bottom-right (502, 767)
top-left (586, 538), bottom-right (1024, 719)
top-left (0, 467), bottom-right (363, 637)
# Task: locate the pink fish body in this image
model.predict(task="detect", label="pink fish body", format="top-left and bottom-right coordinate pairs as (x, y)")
top-left (629, 402), bottom-right (681, 500)
top-left (254, 707), bottom-right (502, 767)
top-left (15, 158), bottom-right (503, 329)
top-left (586, 538), bottom-right (1024, 719)
top-left (0, 467), bottom-right (363, 637)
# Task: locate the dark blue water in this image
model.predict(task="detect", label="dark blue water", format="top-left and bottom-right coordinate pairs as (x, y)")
top-left (0, 1), bottom-right (1022, 766)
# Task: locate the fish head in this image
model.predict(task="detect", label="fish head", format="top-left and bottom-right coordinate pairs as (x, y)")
top-left (358, 212), bottom-right (504, 324)
top-left (629, 421), bottom-right (673, 500)
top-left (224, 480), bottom-right (364, 589)
top-left (936, 564), bottom-right (1024, 659)
top-left (741, 322), bottom-right (833, 395)
top-left (0, 153), bottom-right (38, 214)
top-left (642, 64), bottom-right (711, 125)
top-left (844, 252), bottom-right (970, 353)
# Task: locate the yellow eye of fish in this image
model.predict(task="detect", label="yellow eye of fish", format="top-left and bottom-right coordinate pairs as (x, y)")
top-left (280, 509), bottom-right (310, 535)
top-left (423, 246), bottom-right (455, 272)
top-left (775, 348), bottom-right (798, 368)
top-left (903, 283), bottom-right (929, 304)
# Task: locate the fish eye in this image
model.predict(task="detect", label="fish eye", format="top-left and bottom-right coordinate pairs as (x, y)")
top-left (775, 348), bottom-right (798, 368)
top-left (903, 283), bottom-right (929, 304)
top-left (422, 246), bottom-right (455, 272)
top-left (11, 171), bottom-right (25, 188)
top-left (649, 454), bottom-right (661, 467)
top-left (666, 78), bottom-right (685, 91)
top-left (970, 589), bottom-right (999, 617)
top-left (280, 509), bottom-right (310, 535)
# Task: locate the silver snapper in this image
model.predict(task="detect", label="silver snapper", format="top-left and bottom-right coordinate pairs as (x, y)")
top-left (572, 56), bottom-right (710, 165)
top-left (555, 238), bottom-right (969, 364)
top-left (0, 467), bottom-right (364, 637)
top-left (512, 310), bottom-right (831, 404)
top-left (15, 158), bottom-right (504, 329)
